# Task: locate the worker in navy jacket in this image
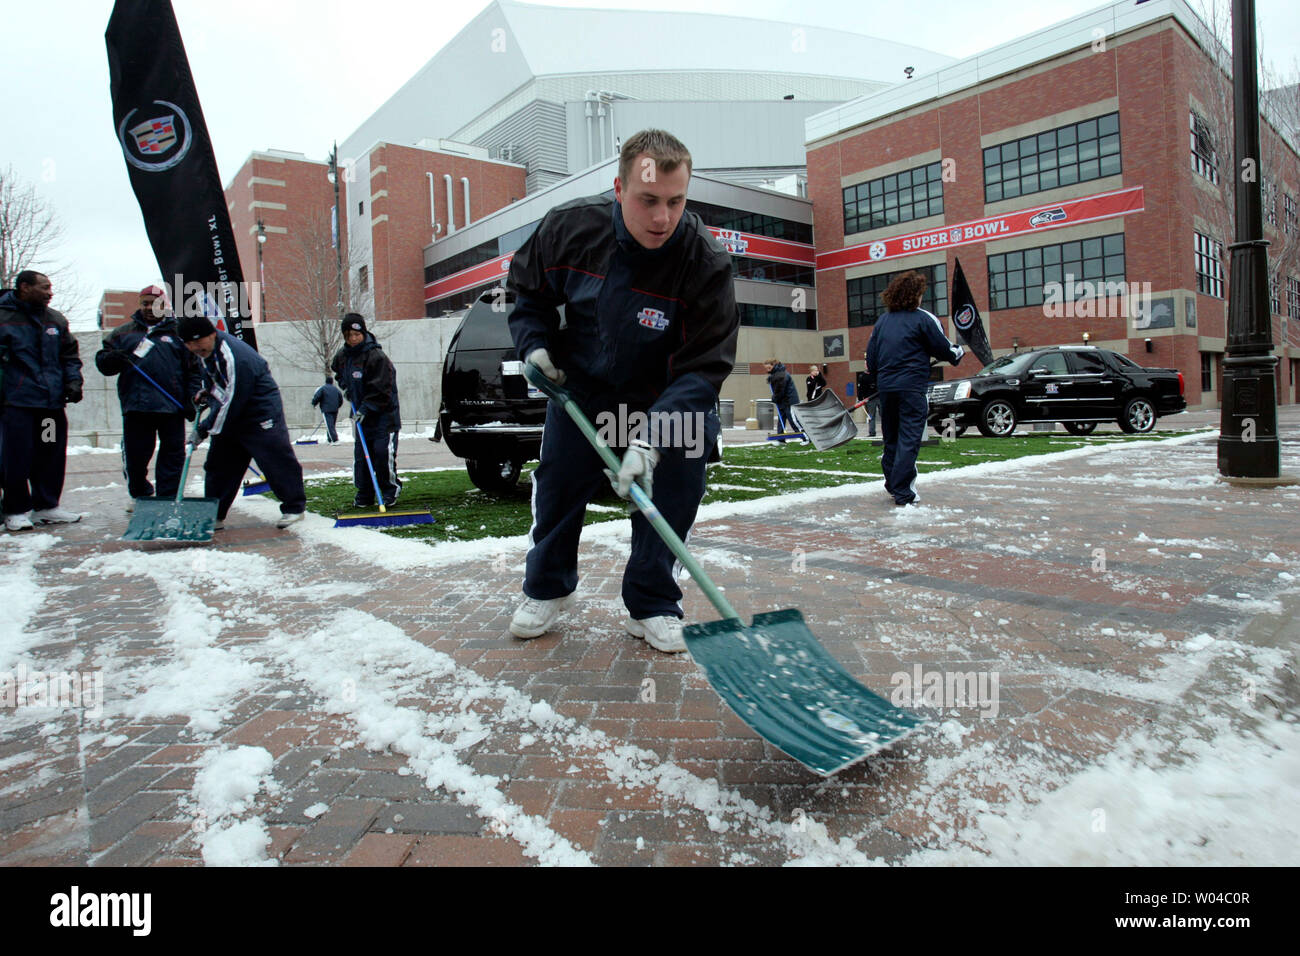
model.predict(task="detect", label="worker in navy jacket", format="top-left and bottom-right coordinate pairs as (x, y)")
top-left (505, 129), bottom-right (738, 653)
top-left (764, 359), bottom-right (799, 434)
top-left (95, 285), bottom-right (201, 502)
top-left (310, 374), bottom-right (344, 443)
top-left (865, 270), bottom-right (965, 506)
top-left (0, 270), bottom-right (84, 531)
top-left (331, 314), bottom-right (400, 507)
top-left (177, 314), bottom-right (306, 530)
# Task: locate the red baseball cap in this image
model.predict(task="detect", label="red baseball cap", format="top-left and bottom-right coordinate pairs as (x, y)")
top-left (139, 285), bottom-right (165, 298)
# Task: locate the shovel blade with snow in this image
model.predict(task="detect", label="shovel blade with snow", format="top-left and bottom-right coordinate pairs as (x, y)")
top-left (123, 441), bottom-right (218, 542)
top-left (523, 362), bottom-right (924, 776)
top-left (788, 390), bottom-right (861, 451)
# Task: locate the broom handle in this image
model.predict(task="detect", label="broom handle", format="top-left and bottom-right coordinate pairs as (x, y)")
top-left (523, 363), bottom-right (741, 622)
top-left (351, 402), bottom-right (387, 513)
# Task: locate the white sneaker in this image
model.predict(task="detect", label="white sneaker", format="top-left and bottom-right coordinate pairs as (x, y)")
top-left (275, 511), bottom-right (305, 529)
top-left (4, 512), bottom-right (34, 532)
top-left (509, 594), bottom-right (573, 639)
top-left (125, 500), bottom-right (135, 514)
top-left (213, 519), bottom-right (225, 531)
top-left (32, 507), bottom-right (82, 525)
top-left (625, 616), bottom-right (687, 654)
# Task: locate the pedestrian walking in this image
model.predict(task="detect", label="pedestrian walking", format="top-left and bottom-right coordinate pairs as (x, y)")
top-left (311, 374), bottom-right (344, 443)
top-left (865, 271), bottom-right (964, 506)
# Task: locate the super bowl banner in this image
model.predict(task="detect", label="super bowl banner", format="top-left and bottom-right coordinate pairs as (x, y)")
top-left (817, 186), bottom-right (1145, 273)
top-left (424, 227), bottom-right (815, 304)
top-left (107, 0), bottom-right (255, 348)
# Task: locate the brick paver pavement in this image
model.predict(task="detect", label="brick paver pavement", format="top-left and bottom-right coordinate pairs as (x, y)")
top-left (2, 411), bottom-right (1297, 866)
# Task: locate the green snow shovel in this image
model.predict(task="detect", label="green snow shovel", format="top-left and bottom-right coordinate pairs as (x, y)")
top-left (122, 434), bottom-right (218, 542)
top-left (523, 362), bottom-right (924, 776)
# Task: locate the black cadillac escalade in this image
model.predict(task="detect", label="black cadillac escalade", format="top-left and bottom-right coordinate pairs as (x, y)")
top-left (926, 345), bottom-right (1186, 437)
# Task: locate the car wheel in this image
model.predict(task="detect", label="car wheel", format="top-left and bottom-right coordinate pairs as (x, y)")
top-left (1063, 421), bottom-right (1098, 435)
top-left (1118, 397), bottom-right (1156, 434)
top-left (977, 399), bottom-right (1017, 437)
top-left (466, 455), bottom-right (523, 495)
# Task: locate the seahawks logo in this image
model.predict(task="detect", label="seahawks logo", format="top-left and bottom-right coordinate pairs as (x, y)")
top-left (1029, 207), bottom-right (1068, 227)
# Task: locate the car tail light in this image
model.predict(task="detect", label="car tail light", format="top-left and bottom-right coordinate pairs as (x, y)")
top-left (1178, 371), bottom-right (1185, 396)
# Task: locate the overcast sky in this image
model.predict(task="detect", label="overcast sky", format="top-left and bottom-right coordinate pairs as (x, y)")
top-left (5, 0), bottom-right (1297, 329)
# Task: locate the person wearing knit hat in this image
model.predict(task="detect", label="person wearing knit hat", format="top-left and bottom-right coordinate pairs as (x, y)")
top-left (183, 320), bottom-right (307, 530)
top-left (95, 283), bottom-right (201, 511)
top-left (330, 312), bottom-right (401, 508)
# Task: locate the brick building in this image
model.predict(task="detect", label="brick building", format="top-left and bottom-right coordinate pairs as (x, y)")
top-left (805, 0), bottom-right (1300, 410)
top-left (95, 289), bottom-right (138, 330)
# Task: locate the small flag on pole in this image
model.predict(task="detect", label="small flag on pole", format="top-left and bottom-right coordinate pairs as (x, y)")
top-left (950, 258), bottom-right (994, 366)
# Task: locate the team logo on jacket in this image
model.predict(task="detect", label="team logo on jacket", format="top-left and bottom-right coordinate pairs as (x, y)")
top-left (45, 327), bottom-right (59, 336)
top-left (1029, 208), bottom-right (1068, 227)
top-left (160, 335), bottom-right (173, 343)
top-left (118, 100), bottom-right (193, 172)
top-left (954, 305), bottom-right (977, 331)
top-left (352, 370), bottom-right (362, 378)
top-left (638, 308), bottom-right (669, 331)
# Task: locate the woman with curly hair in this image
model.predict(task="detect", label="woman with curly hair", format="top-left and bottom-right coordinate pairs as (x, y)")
top-left (864, 270), bottom-right (966, 506)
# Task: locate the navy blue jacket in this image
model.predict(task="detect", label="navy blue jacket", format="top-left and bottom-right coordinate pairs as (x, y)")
top-left (195, 331), bottom-right (286, 436)
top-left (507, 196), bottom-right (738, 424)
top-left (311, 381), bottom-right (344, 414)
top-left (865, 308), bottom-right (964, 393)
top-left (767, 362), bottom-right (799, 406)
top-left (95, 311), bottom-right (201, 416)
top-left (0, 289), bottom-right (83, 409)
top-left (330, 334), bottom-right (398, 418)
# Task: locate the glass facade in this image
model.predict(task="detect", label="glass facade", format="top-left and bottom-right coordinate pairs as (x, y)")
top-left (842, 163), bottom-right (944, 236)
top-left (987, 234), bottom-right (1125, 310)
top-left (739, 303), bottom-right (816, 330)
top-left (984, 113), bottom-right (1121, 203)
top-left (846, 263), bottom-right (947, 327)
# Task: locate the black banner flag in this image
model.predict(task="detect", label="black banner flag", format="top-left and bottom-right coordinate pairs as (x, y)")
top-left (107, 0), bottom-right (256, 349)
top-left (950, 258), bottom-right (993, 367)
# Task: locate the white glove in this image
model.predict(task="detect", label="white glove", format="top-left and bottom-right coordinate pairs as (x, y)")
top-left (527, 348), bottom-right (566, 385)
top-left (608, 440), bottom-right (660, 500)
top-left (951, 343), bottom-right (966, 362)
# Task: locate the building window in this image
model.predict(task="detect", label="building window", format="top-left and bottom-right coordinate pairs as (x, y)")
top-left (358, 265), bottom-right (369, 294)
top-left (1263, 179), bottom-right (1278, 228)
top-left (1201, 352), bottom-right (1214, 392)
top-left (846, 263), bottom-right (947, 327)
top-left (1270, 271), bottom-right (1282, 315)
top-left (1286, 194), bottom-right (1298, 237)
top-left (358, 200), bottom-right (365, 216)
top-left (843, 162), bottom-right (944, 236)
top-left (1194, 232), bottom-right (1224, 297)
top-left (987, 234), bottom-right (1125, 309)
top-left (984, 112), bottom-right (1121, 203)
top-left (1288, 276), bottom-right (1300, 321)
top-left (1190, 111), bottom-right (1219, 185)
top-left (738, 304), bottom-right (817, 330)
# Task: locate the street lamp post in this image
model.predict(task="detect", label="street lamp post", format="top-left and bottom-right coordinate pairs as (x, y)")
top-left (327, 143), bottom-right (345, 317)
top-left (256, 217), bottom-right (267, 323)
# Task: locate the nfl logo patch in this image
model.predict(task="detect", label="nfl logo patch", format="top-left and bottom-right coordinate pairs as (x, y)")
top-left (637, 308), bottom-right (668, 331)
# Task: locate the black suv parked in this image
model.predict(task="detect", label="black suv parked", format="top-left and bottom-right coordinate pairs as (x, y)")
top-left (432, 292), bottom-right (545, 493)
top-left (926, 345), bottom-right (1186, 437)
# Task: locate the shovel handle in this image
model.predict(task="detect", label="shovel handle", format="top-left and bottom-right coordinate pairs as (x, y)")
top-left (523, 362), bottom-right (742, 622)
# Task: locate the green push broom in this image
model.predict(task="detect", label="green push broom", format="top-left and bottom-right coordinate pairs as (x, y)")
top-left (334, 407), bottom-right (434, 528)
